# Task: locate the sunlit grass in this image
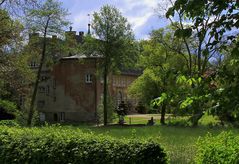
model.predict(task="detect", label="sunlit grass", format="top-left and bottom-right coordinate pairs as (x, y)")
top-left (71, 115), bottom-right (239, 164)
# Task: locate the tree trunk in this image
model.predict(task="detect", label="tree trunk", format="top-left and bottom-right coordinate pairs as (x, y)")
top-left (27, 37), bottom-right (47, 126)
top-left (190, 113), bottom-right (203, 127)
top-left (160, 103), bottom-right (166, 125)
top-left (198, 41), bottom-right (202, 76)
top-left (103, 65), bottom-right (108, 126)
top-left (27, 18), bottom-right (50, 126)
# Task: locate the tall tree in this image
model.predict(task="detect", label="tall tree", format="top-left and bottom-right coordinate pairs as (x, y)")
top-left (0, 8), bottom-right (31, 106)
top-left (90, 5), bottom-right (135, 125)
top-left (25, 0), bottom-right (69, 125)
top-left (129, 37), bottom-right (186, 124)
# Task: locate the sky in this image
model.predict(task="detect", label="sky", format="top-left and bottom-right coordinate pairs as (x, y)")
top-left (59, 0), bottom-right (170, 40)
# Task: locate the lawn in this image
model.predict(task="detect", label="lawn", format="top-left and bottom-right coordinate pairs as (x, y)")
top-left (71, 114), bottom-right (239, 163)
top-left (1, 115), bottom-right (239, 163)
top-left (76, 125), bottom-right (237, 164)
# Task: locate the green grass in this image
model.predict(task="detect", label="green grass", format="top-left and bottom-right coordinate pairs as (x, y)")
top-left (62, 114), bottom-right (238, 163)
top-left (63, 114), bottom-right (239, 163)
top-left (2, 115), bottom-right (238, 163)
top-left (72, 123), bottom-right (239, 163)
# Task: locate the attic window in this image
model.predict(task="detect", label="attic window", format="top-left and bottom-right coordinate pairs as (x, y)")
top-left (85, 74), bottom-right (93, 83)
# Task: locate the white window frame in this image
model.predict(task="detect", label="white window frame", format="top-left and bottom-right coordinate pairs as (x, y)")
top-left (39, 112), bottom-right (46, 122)
top-left (85, 74), bottom-right (93, 83)
top-left (60, 112), bottom-right (65, 122)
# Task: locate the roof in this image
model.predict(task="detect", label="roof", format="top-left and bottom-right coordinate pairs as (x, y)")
top-left (60, 54), bottom-right (103, 60)
top-left (120, 69), bottom-right (143, 76)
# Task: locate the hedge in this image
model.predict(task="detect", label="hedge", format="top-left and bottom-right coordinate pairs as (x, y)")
top-left (195, 131), bottom-right (239, 164)
top-left (0, 126), bottom-right (167, 164)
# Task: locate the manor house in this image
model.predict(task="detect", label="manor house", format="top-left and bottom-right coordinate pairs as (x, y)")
top-left (34, 27), bottom-right (140, 123)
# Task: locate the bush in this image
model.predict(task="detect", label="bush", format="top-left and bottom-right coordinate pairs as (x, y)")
top-left (166, 116), bottom-right (191, 127)
top-left (0, 99), bottom-right (18, 120)
top-left (0, 126), bottom-right (168, 164)
top-left (195, 132), bottom-right (239, 164)
top-left (0, 120), bottom-right (19, 127)
top-left (135, 102), bottom-right (147, 114)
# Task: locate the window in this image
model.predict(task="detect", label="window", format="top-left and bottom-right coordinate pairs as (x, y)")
top-left (100, 76), bottom-right (104, 84)
top-left (46, 85), bottom-right (50, 95)
top-left (39, 112), bottom-right (46, 122)
top-left (41, 76), bottom-right (47, 81)
top-left (60, 112), bottom-right (65, 122)
top-left (30, 61), bottom-right (38, 68)
top-left (54, 113), bottom-right (58, 121)
top-left (53, 79), bottom-right (56, 89)
top-left (37, 100), bottom-right (45, 108)
top-left (19, 95), bottom-right (25, 106)
top-left (85, 74), bottom-right (93, 83)
top-left (53, 96), bottom-right (56, 102)
top-left (39, 86), bottom-right (45, 93)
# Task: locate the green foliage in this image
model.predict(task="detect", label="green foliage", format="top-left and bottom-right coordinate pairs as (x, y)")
top-left (211, 41), bottom-right (239, 125)
top-left (90, 4), bottom-right (136, 71)
top-left (0, 120), bottom-right (19, 127)
top-left (174, 74), bottom-right (214, 126)
top-left (135, 102), bottom-right (148, 114)
top-left (25, 0), bottom-right (69, 36)
top-left (0, 9), bottom-right (23, 53)
top-left (25, 0), bottom-right (70, 126)
top-left (0, 126), bottom-right (168, 164)
top-left (167, 116), bottom-right (191, 127)
top-left (88, 5), bottom-right (136, 125)
top-left (97, 96), bottom-right (117, 124)
top-left (152, 93), bottom-right (168, 107)
top-left (196, 132), bottom-right (239, 164)
top-left (0, 99), bottom-right (18, 115)
top-left (174, 28), bottom-right (192, 38)
top-left (129, 69), bottom-right (161, 106)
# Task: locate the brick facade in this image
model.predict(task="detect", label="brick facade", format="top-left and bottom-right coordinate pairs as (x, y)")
top-left (37, 55), bottom-right (139, 123)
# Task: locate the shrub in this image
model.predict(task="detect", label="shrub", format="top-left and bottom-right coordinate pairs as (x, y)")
top-left (166, 116), bottom-right (191, 127)
top-left (195, 132), bottom-right (239, 164)
top-left (135, 102), bottom-right (147, 114)
top-left (0, 99), bottom-right (18, 120)
top-left (0, 126), bottom-right (168, 164)
top-left (0, 120), bottom-right (19, 127)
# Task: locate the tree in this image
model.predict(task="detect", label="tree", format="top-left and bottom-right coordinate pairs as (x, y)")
top-left (165, 0), bottom-right (239, 76)
top-left (212, 40), bottom-right (239, 125)
top-left (164, 0), bottom-right (239, 126)
top-left (25, 0), bottom-right (69, 125)
top-left (129, 33), bottom-right (186, 124)
top-left (0, 9), bottom-right (23, 54)
top-left (0, 0), bottom-right (38, 17)
top-left (89, 5), bottom-right (135, 125)
top-left (0, 8), bottom-right (32, 106)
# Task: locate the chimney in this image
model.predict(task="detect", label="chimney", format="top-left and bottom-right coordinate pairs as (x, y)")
top-left (69, 26), bottom-right (72, 31)
top-left (78, 31), bottom-right (84, 43)
top-left (88, 24), bottom-right (91, 35)
top-left (79, 31), bottom-right (84, 36)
